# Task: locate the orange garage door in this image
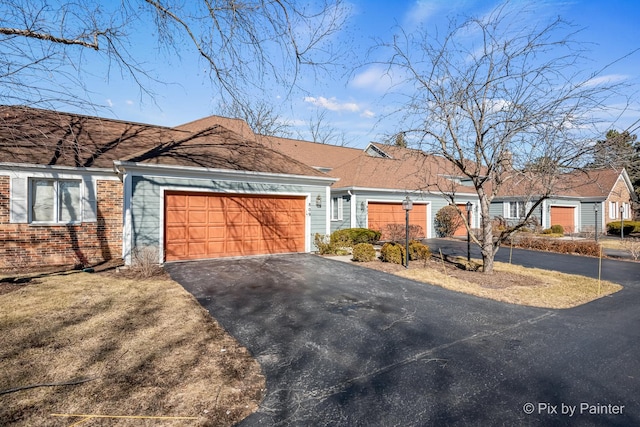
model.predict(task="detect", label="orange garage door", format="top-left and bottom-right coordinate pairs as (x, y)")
top-left (367, 202), bottom-right (427, 240)
top-left (453, 204), bottom-right (475, 237)
top-left (550, 206), bottom-right (575, 234)
top-left (165, 192), bottom-right (306, 261)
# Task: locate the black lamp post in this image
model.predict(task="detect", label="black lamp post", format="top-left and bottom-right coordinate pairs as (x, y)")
top-left (620, 204), bottom-right (625, 239)
top-left (466, 201), bottom-right (472, 262)
top-left (402, 195), bottom-right (413, 268)
top-left (594, 204), bottom-right (599, 243)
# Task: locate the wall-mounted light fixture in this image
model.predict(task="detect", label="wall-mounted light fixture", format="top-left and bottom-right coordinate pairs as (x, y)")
top-left (316, 195), bottom-right (322, 208)
top-left (360, 201), bottom-right (365, 212)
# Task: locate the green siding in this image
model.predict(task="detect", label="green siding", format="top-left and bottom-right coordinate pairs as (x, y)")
top-left (130, 175), bottom-right (329, 252)
top-left (330, 195), bottom-right (351, 233)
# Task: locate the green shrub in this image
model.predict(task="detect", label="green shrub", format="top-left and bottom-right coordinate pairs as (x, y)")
top-left (606, 221), bottom-right (639, 235)
top-left (408, 240), bottom-right (431, 261)
top-left (435, 205), bottom-right (464, 237)
top-left (330, 228), bottom-right (381, 247)
top-left (541, 228), bottom-right (553, 234)
top-left (314, 233), bottom-right (334, 255)
top-left (380, 242), bottom-right (405, 264)
top-left (550, 224), bottom-right (564, 234)
top-left (352, 243), bottom-right (377, 262)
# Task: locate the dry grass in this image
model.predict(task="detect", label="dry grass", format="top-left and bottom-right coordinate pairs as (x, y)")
top-left (359, 258), bottom-right (622, 309)
top-left (0, 271), bottom-right (264, 426)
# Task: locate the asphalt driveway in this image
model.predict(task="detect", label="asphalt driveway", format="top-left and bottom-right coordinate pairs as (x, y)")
top-left (165, 250), bottom-right (640, 426)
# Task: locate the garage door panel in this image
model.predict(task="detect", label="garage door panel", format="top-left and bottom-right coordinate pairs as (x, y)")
top-left (188, 195), bottom-right (207, 208)
top-left (166, 194), bottom-right (187, 208)
top-left (368, 202), bottom-right (427, 240)
top-left (166, 243), bottom-right (187, 258)
top-left (207, 226), bottom-right (225, 239)
top-left (166, 225), bottom-right (186, 241)
top-left (188, 242), bottom-right (206, 257)
top-left (165, 192), bottom-right (306, 261)
top-left (550, 206), bottom-right (575, 233)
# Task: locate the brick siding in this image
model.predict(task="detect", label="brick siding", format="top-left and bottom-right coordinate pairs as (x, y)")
top-left (605, 177), bottom-right (633, 222)
top-left (0, 176), bottom-right (123, 269)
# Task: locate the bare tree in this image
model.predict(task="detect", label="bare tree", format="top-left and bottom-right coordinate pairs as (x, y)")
top-left (0, 0), bottom-right (349, 110)
top-left (377, 2), bottom-right (633, 272)
top-left (217, 98), bottom-right (293, 137)
top-left (302, 109), bottom-right (349, 145)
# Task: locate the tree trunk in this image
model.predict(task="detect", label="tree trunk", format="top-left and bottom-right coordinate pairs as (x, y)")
top-left (479, 195), bottom-right (496, 274)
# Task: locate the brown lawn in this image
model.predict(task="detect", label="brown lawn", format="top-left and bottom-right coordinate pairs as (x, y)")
top-left (355, 256), bottom-right (622, 309)
top-left (0, 268), bottom-right (264, 426)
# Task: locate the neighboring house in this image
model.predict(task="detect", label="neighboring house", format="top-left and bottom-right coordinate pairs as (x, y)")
top-left (492, 168), bottom-right (635, 234)
top-left (2, 106), bottom-right (636, 270)
top-left (0, 106), bottom-right (335, 268)
top-left (260, 136), bottom-right (480, 239)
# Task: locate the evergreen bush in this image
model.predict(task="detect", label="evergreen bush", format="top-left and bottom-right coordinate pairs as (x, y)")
top-left (352, 243), bottom-right (377, 262)
top-left (380, 242), bottom-right (405, 264)
top-left (550, 224), bottom-right (564, 234)
top-left (408, 240), bottom-right (431, 261)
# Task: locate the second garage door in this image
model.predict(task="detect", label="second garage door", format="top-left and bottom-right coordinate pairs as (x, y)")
top-left (550, 206), bottom-right (575, 234)
top-left (367, 202), bottom-right (427, 240)
top-left (165, 192), bottom-right (306, 261)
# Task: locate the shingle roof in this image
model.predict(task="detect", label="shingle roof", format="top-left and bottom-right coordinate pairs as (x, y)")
top-left (259, 135), bottom-right (362, 170)
top-left (0, 106), bottom-right (326, 177)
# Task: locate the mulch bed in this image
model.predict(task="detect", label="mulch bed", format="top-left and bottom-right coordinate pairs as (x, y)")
top-left (354, 257), bottom-right (542, 289)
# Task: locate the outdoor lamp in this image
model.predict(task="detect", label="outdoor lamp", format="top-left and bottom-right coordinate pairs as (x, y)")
top-left (316, 195), bottom-right (322, 208)
top-left (466, 201), bottom-right (472, 262)
top-left (594, 204), bottom-right (599, 243)
top-left (620, 204), bottom-right (625, 239)
top-left (402, 196), bottom-right (413, 269)
top-left (402, 195), bottom-right (413, 212)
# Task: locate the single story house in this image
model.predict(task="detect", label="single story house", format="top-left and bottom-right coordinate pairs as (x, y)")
top-left (492, 168), bottom-right (635, 234)
top-left (0, 106), bottom-right (335, 268)
top-left (1, 106), bottom-right (635, 269)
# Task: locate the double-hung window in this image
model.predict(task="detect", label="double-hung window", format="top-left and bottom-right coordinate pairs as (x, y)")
top-left (31, 179), bottom-right (82, 223)
top-left (506, 201), bottom-right (526, 219)
top-left (331, 197), bottom-right (343, 221)
top-left (609, 201), bottom-right (618, 219)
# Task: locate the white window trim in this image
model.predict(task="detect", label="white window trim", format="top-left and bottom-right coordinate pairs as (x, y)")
top-left (504, 201), bottom-right (526, 219)
top-left (331, 196), bottom-right (343, 221)
top-left (29, 178), bottom-right (83, 224)
top-left (609, 201), bottom-right (618, 219)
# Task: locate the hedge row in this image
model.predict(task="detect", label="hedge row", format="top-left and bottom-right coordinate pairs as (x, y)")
top-left (606, 221), bottom-right (640, 235)
top-left (380, 241), bottom-right (431, 264)
top-left (509, 235), bottom-right (600, 257)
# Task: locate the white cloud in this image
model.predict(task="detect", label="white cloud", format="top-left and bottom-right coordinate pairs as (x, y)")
top-left (582, 74), bottom-right (629, 88)
top-left (304, 96), bottom-right (360, 112)
top-left (126, 100), bottom-right (134, 105)
top-left (405, 0), bottom-right (441, 27)
top-left (106, 99), bottom-right (113, 107)
top-left (360, 110), bottom-right (375, 118)
top-left (351, 66), bottom-right (395, 93)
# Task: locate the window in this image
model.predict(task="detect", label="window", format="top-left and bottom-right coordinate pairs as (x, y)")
top-left (623, 203), bottom-right (630, 220)
top-left (609, 201), bottom-right (618, 219)
top-left (331, 197), bottom-right (343, 221)
top-left (506, 201), bottom-right (526, 219)
top-left (31, 179), bottom-right (81, 223)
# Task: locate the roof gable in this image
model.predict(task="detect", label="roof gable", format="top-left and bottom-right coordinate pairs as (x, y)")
top-left (0, 106), bottom-right (326, 177)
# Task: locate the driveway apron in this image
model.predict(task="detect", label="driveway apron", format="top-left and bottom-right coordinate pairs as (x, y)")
top-left (165, 252), bottom-right (640, 426)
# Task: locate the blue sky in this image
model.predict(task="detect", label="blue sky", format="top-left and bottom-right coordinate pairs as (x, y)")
top-left (77, 0), bottom-right (640, 148)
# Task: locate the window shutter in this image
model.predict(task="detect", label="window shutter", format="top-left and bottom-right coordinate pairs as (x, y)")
top-left (82, 177), bottom-right (97, 222)
top-left (10, 177), bottom-right (28, 223)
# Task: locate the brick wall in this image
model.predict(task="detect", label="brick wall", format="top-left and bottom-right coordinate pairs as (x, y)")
top-left (605, 177), bottom-right (633, 222)
top-left (0, 176), bottom-right (123, 270)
